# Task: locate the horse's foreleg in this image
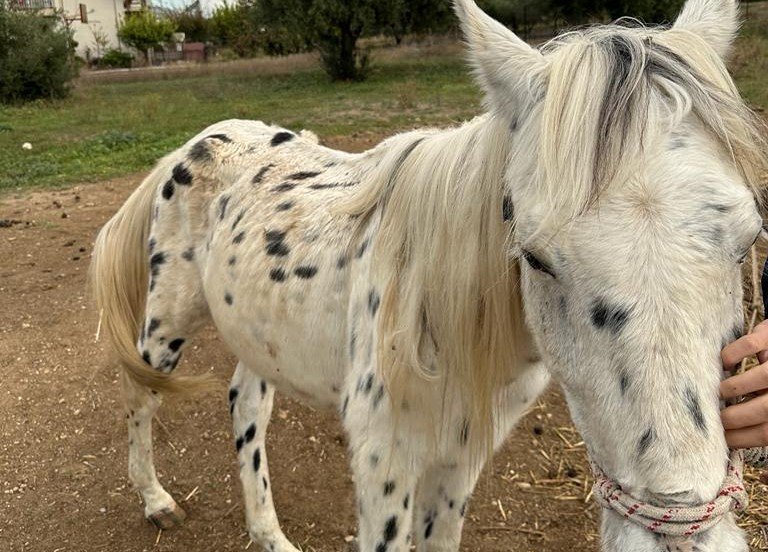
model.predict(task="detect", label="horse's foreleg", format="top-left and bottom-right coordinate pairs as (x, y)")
top-left (122, 373), bottom-right (187, 528)
top-left (414, 363), bottom-right (551, 551)
top-left (345, 369), bottom-right (424, 552)
top-left (230, 363), bottom-right (299, 552)
top-left (413, 463), bottom-right (479, 552)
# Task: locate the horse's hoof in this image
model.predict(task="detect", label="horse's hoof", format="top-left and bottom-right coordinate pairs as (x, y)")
top-left (147, 504), bottom-right (187, 530)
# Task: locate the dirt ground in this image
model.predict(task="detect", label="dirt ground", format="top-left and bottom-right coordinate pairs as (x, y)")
top-left (1, 134), bottom-right (765, 552)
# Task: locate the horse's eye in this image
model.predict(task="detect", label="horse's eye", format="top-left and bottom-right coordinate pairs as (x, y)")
top-left (522, 250), bottom-right (555, 278)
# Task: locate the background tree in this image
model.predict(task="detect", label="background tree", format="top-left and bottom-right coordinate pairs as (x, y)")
top-left (90, 25), bottom-right (111, 59)
top-left (257, 0), bottom-right (381, 81)
top-left (209, 3), bottom-right (258, 56)
top-left (375, 0), bottom-right (454, 44)
top-left (478, 0), bottom-right (553, 36)
top-left (118, 10), bottom-right (176, 63)
top-left (165, 1), bottom-right (210, 43)
top-left (603, 0), bottom-right (685, 23)
top-left (0, 5), bottom-right (78, 103)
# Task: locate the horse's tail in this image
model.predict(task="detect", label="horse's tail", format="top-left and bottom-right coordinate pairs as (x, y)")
top-left (91, 171), bottom-right (211, 395)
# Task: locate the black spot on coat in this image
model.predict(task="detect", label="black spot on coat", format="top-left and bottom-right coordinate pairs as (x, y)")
top-left (424, 516), bottom-right (434, 540)
top-left (276, 201), bottom-right (294, 212)
top-left (356, 238), bottom-right (370, 259)
top-left (149, 252), bottom-right (167, 291)
top-left (233, 231), bottom-right (246, 245)
top-left (294, 266), bottom-right (318, 279)
top-left (218, 195), bottom-right (230, 220)
top-left (638, 427), bottom-right (655, 456)
top-left (368, 290), bottom-right (380, 316)
top-left (244, 423), bottom-right (256, 443)
top-left (162, 179), bottom-right (175, 200)
top-left (231, 210), bottom-right (245, 231)
top-left (684, 387), bottom-right (707, 433)
top-left (363, 372), bottom-right (374, 394)
top-left (224, 292), bottom-right (233, 305)
top-left (188, 140), bottom-right (210, 162)
top-left (341, 395), bottom-right (350, 417)
top-left (373, 385), bottom-right (385, 409)
top-left (168, 338), bottom-right (185, 352)
top-left (253, 448), bottom-right (261, 471)
top-left (252, 164), bottom-right (275, 185)
top-left (229, 388), bottom-right (238, 415)
top-left (150, 251), bottom-right (167, 268)
top-left (205, 133), bottom-right (231, 143)
top-left (287, 171), bottom-right (321, 180)
top-left (591, 301), bottom-right (630, 334)
top-left (272, 183), bottom-right (296, 193)
top-left (619, 370), bottom-right (630, 396)
top-left (460, 420), bottom-right (470, 445)
top-left (265, 230), bottom-right (290, 257)
top-left (308, 182), bottom-right (357, 190)
top-left (172, 163), bottom-right (193, 185)
top-left (502, 195), bottom-right (514, 221)
top-left (384, 481), bottom-right (396, 496)
top-left (384, 516), bottom-right (398, 541)
top-left (147, 318), bottom-right (161, 338)
top-left (270, 132), bottom-right (294, 147)
top-left (270, 268), bottom-right (287, 282)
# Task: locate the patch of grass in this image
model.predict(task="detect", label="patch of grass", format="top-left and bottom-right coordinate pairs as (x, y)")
top-left (1, 29), bottom-right (766, 192)
top-left (0, 53), bottom-right (480, 191)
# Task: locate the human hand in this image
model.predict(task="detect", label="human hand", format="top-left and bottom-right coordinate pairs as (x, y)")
top-left (720, 320), bottom-right (768, 451)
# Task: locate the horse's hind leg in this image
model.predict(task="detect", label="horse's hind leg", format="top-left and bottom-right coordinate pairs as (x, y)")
top-left (125, 212), bottom-right (209, 527)
top-left (229, 363), bottom-right (299, 552)
top-left (122, 373), bottom-right (187, 528)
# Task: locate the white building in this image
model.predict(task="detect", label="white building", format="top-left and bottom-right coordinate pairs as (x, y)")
top-left (12, 0), bottom-right (146, 59)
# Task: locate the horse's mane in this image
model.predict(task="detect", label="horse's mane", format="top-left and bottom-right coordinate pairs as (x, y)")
top-left (533, 23), bottom-right (768, 221)
top-left (342, 21), bottom-right (768, 456)
top-left (344, 115), bottom-right (526, 455)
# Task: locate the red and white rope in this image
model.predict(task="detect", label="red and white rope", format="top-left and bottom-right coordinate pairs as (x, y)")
top-left (590, 450), bottom-right (749, 537)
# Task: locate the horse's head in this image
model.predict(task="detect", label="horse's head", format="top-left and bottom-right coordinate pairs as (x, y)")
top-left (455, 0), bottom-right (767, 549)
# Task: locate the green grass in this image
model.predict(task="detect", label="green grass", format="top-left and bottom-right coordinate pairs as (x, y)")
top-left (1, 29), bottom-right (766, 192)
top-left (0, 54), bottom-right (481, 192)
top-left (732, 8), bottom-right (768, 111)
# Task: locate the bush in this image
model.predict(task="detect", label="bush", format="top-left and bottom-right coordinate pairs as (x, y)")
top-left (0, 6), bottom-right (78, 103)
top-left (118, 10), bottom-right (176, 62)
top-left (210, 3), bottom-right (259, 57)
top-left (98, 49), bottom-right (134, 69)
top-left (168, 6), bottom-right (210, 43)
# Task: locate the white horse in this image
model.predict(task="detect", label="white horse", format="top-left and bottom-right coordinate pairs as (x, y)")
top-left (91, 0), bottom-right (768, 550)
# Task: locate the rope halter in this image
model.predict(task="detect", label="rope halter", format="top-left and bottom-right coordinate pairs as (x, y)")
top-left (590, 450), bottom-right (749, 537)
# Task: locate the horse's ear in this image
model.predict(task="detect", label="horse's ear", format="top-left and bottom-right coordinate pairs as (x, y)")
top-left (673, 0), bottom-right (740, 58)
top-left (454, 0), bottom-right (546, 122)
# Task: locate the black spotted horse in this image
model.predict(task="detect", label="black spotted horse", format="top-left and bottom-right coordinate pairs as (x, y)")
top-left (92, 1), bottom-right (768, 551)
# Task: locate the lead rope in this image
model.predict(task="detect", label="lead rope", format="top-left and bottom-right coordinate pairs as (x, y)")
top-left (590, 451), bottom-right (749, 537)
